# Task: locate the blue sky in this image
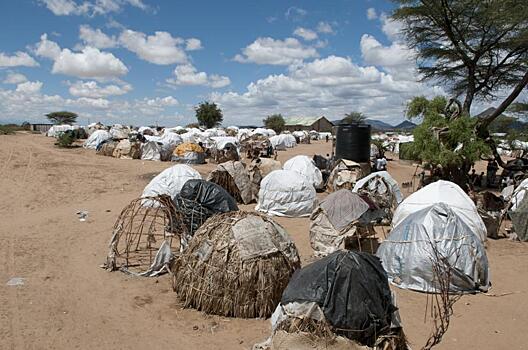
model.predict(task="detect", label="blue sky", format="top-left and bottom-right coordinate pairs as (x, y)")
top-left (0, 0), bottom-right (447, 126)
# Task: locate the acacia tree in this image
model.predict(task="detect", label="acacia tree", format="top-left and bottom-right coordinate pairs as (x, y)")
top-left (406, 96), bottom-right (489, 187)
top-left (263, 114), bottom-right (285, 133)
top-left (393, 0), bottom-right (528, 139)
top-left (46, 111), bottom-right (78, 125)
top-left (195, 101), bottom-right (223, 128)
top-left (342, 111), bottom-right (366, 124)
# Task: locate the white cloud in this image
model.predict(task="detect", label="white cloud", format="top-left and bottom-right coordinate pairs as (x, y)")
top-left (35, 34), bottom-right (127, 79)
top-left (119, 29), bottom-right (187, 65)
top-left (316, 21), bottom-right (334, 34)
top-left (16, 81), bottom-right (43, 94)
top-left (360, 34), bottom-right (416, 80)
top-left (68, 80), bottom-right (132, 98)
top-left (0, 52), bottom-right (39, 68)
top-left (185, 38), bottom-right (202, 51)
top-left (168, 64), bottom-right (230, 88)
top-left (211, 55), bottom-right (441, 125)
top-left (52, 47), bottom-right (128, 79)
top-left (285, 7), bottom-right (307, 21)
top-left (79, 25), bottom-right (117, 49)
top-left (293, 27), bottom-right (318, 41)
top-left (234, 37), bottom-right (318, 65)
top-left (40, 0), bottom-right (149, 16)
top-left (35, 34), bottom-right (62, 60)
top-left (380, 13), bottom-right (403, 42)
top-left (209, 74), bottom-right (231, 88)
top-left (3, 72), bottom-right (28, 84)
top-left (367, 8), bottom-right (378, 20)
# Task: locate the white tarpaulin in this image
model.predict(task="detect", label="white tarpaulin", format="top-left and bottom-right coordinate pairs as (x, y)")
top-left (283, 155), bottom-right (323, 190)
top-left (392, 180), bottom-right (487, 242)
top-left (83, 130), bottom-right (111, 149)
top-left (377, 203), bottom-right (490, 293)
top-left (510, 178), bottom-right (528, 211)
top-left (269, 134), bottom-right (296, 150)
top-left (256, 170), bottom-right (316, 217)
top-left (141, 141), bottom-right (162, 161)
top-left (142, 164), bottom-right (202, 201)
top-left (353, 171), bottom-right (403, 204)
top-left (46, 124), bottom-right (80, 137)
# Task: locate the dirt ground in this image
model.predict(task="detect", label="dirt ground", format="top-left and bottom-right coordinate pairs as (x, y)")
top-left (1, 133), bottom-right (527, 350)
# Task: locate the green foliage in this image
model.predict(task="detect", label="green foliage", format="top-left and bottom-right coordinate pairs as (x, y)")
top-left (0, 125), bottom-right (16, 135)
top-left (46, 111), bottom-right (78, 125)
top-left (263, 114), bottom-right (285, 133)
top-left (56, 132), bottom-right (75, 148)
top-left (342, 111), bottom-right (366, 124)
top-left (195, 101), bottom-right (223, 129)
top-left (406, 96), bottom-right (489, 169)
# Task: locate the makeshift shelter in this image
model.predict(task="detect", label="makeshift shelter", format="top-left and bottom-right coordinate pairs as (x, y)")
top-left (264, 250), bottom-right (405, 349)
top-left (392, 180), bottom-right (487, 242)
top-left (84, 130), bottom-right (111, 149)
top-left (109, 124), bottom-right (129, 139)
top-left (310, 190), bottom-right (372, 257)
top-left (210, 136), bottom-right (240, 163)
top-left (327, 159), bottom-right (364, 192)
top-left (207, 161), bottom-right (253, 204)
top-left (510, 195), bottom-right (528, 241)
top-left (509, 178), bottom-right (528, 211)
top-left (173, 179), bottom-right (238, 248)
top-left (171, 211), bottom-right (301, 318)
top-left (283, 155), bottom-right (324, 190)
top-left (377, 203), bottom-right (490, 293)
top-left (140, 141), bottom-right (162, 161)
top-left (353, 171), bottom-right (402, 223)
top-left (96, 139), bottom-right (118, 156)
top-left (269, 134), bottom-right (296, 150)
top-left (256, 170), bottom-right (316, 217)
top-left (112, 139), bottom-right (141, 159)
top-left (141, 164), bottom-right (202, 203)
top-left (104, 196), bottom-right (180, 276)
top-left (172, 142), bottom-right (205, 164)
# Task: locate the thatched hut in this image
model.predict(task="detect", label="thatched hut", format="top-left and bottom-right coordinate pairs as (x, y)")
top-left (207, 161), bottom-right (253, 204)
top-left (172, 211), bottom-right (301, 318)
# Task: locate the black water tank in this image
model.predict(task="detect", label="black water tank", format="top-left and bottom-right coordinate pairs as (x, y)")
top-left (335, 123), bottom-right (371, 162)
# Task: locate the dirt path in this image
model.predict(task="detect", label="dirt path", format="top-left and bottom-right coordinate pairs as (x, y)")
top-left (0, 133), bottom-right (527, 350)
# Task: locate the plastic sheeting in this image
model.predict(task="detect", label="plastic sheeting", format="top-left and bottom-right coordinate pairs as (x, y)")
top-left (353, 171), bottom-right (403, 204)
top-left (510, 178), bottom-right (528, 211)
top-left (280, 250), bottom-right (396, 346)
top-left (283, 155), bottom-right (324, 190)
top-left (377, 203), bottom-right (490, 293)
top-left (47, 124), bottom-right (80, 137)
top-left (109, 124), bottom-right (129, 139)
top-left (84, 130), bottom-right (111, 149)
top-left (269, 134), bottom-right (296, 150)
top-left (310, 190), bottom-right (369, 256)
top-left (256, 170), bottom-right (316, 217)
top-left (207, 161), bottom-right (253, 204)
top-left (179, 179), bottom-right (238, 213)
top-left (141, 164), bottom-right (202, 201)
top-left (510, 195), bottom-right (528, 241)
top-left (392, 180), bottom-right (487, 242)
top-left (140, 141), bottom-right (162, 161)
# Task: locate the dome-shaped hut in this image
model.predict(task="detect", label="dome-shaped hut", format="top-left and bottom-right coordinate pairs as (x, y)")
top-left (172, 211), bottom-right (301, 318)
top-left (256, 170), bottom-right (316, 217)
top-left (283, 155), bottom-right (324, 190)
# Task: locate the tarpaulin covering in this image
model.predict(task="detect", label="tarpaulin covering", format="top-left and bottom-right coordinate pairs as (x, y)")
top-left (377, 203), bottom-right (490, 293)
top-left (281, 250), bottom-right (396, 346)
top-left (207, 161), bottom-right (253, 204)
top-left (392, 180), bottom-right (487, 242)
top-left (84, 130), bottom-right (111, 149)
top-left (140, 141), bottom-right (162, 161)
top-left (142, 164), bottom-right (202, 202)
top-left (179, 179), bottom-right (238, 213)
top-left (283, 155), bottom-right (324, 190)
top-left (256, 170), bottom-right (316, 217)
top-left (510, 195), bottom-right (528, 241)
top-left (353, 171), bottom-right (403, 205)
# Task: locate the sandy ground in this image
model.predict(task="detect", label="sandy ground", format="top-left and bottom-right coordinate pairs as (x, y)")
top-left (1, 133), bottom-right (527, 350)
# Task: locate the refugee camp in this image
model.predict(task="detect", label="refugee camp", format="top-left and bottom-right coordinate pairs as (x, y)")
top-left (1, 1), bottom-right (528, 350)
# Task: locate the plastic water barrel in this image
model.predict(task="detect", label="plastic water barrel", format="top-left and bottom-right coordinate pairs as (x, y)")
top-left (335, 123), bottom-right (371, 162)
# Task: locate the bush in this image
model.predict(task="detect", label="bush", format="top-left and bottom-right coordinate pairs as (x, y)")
top-left (56, 132), bottom-right (75, 148)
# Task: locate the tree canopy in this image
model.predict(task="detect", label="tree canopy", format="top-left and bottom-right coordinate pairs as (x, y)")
top-left (342, 111), bottom-right (366, 124)
top-left (406, 96), bottom-right (489, 185)
top-left (46, 111), bottom-right (78, 125)
top-left (263, 114), bottom-right (285, 133)
top-left (393, 0), bottom-right (528, 124)
top-left (195, 101), bottom-right (223, 129)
